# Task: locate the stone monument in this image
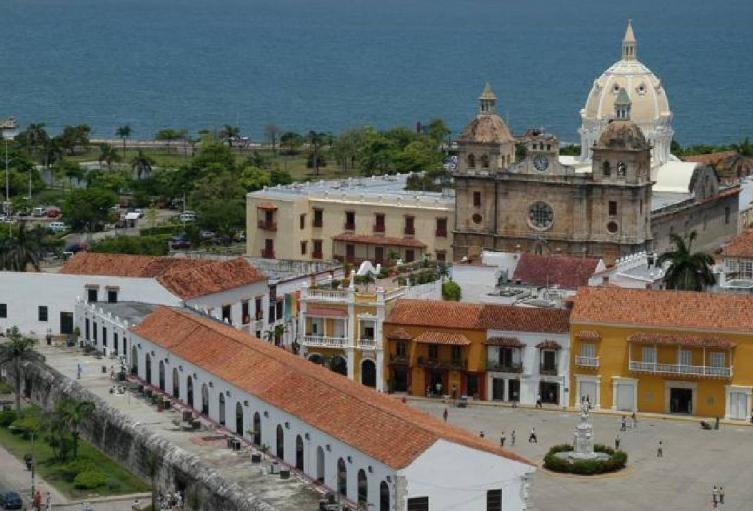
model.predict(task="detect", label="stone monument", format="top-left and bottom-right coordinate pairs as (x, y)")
top-left (555, 400), bottom-right (609, 462)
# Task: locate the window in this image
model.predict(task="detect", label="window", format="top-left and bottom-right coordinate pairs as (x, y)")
top-left (38, 306), bottom-right (48, 322)
top-left (451, 345), bottom-right (461, 361)
top-left (678, 349), bottom-right (692, 366)
top-left (313, 239), bottom-right (323, 259)
top-left (313, 209), bottom-right (323, 228)
top-left (404, 216), bottom-right (415, 235)
top-left (275, 300), bottom-right (283, 320)
top-left (407, 497), bottom-right (429, 511)
top-left (436, 217), bottom-right (448, 237)
top-left (242, 300), bottom-right (250, 324)
top-left (541, 350), bottom-right (557, 372)
top-left (346, 244), bottom-right (355, 261)
top-left (436, 250), bottom-right (446, 262)
top-left (87, 288), bottom-right (98, 303)
top-left (487, 489), bottom-right (502, 511)
top-left (405, 249), bottom-right (415, 262)
top-left (480, 154), bottom-right (489, 168)
top-left (428, 345), bottom-right (438, 359)
top-left (113, 333), bottom-right (118, 353)
top-left (467, 154), bottom-right (475, 168)
top-left (0, 304), bottom-right (6, 318)
top-left (528, 201), bottom-right (554, 230)
top-left (345, 211), bottom-right (355, 230)
top-left (642, 346), bottom-right (656, 364)
top-left (396, 341), bottom-right (406, 357)
top-left (725, 207), bottom-right (731, 225)
top-left (299, 213), bottom-right (306, 229)
top-left (255, 297), bottom-right (263, 321)
top-left (579, 343), bottom-right (596, 358)
top-left (222, 305), bottom-right (232, 323)
top-left (107, 289), bottom-right (118, 304)
top-left (102, 327), bottom-right (107, 347)
top-left (710, 352), bottom-right (725, 368)
top-left (473, 191), bottom-right (482, 207)
top-left (602, 161), bottom-right (611, 177)
top-left (300, 241), bottom-right (307, 255)
top-left (93, 322), bottom-right (98, 341)
top-left (85, 319), bottom-right (90, 340)
top-left (263, 239), bottom-right (274, 258)
top-left (374, 213), bottom-right (385, 233)
top-left (608, 201), bottom-right (618, 216)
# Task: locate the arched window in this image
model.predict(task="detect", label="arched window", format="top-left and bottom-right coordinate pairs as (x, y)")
top-left (253, 412), bottom-right (261, 446)
top-left (467, 154), bottom-right (476, 168)
top-left (330, 356), bottom-right (347, 376)
top-left (361, 359), bottom-right (376, 388)
top-left (337, 458), bottom-right (347, 497)
top-left (145, 354), bottom-right (152, 385)
top-left (130, 346), bottom-right (138, 375)
top-left (480, 154), bottom-right (489, 169)
top-left (276, 425), bottom-right (285, 460)
top-left (172, 368), bottom-right (180, 399)
top-left (158, 361), bottom-right (165, 391)
top-left (218, 393), bottom-right (226, 426)
top-left (186, 376), bottom-right (194, 408)
top-left (201, 384), bottom-right (209, 415)
top-left (316, 446), bottom-right (325, 482)
top-left (380, 481), bottom-right (390, 511)
top-left (602, 161), bottom-right (611, 177)
top-left (295, 435), bottom-right (304, 471)
top-left (235, 402), bottom-right (244, 435)
top-left (357, 469), bottom-right (368, 506)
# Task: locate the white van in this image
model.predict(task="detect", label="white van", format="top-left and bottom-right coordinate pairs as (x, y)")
top-left (48, 222), bottom-right (68, 233)
top-left (179, 211), bottom-right (197, 222)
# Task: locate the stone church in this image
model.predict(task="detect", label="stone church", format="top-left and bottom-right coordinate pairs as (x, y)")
top-left (453, 22), bottom-right (739, 263)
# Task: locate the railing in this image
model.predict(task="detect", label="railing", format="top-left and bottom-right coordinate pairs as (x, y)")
top-left (486, 361), bottom-right (523, 373)
top-left (575, 356), bottom-right (599, 368)
top-left (257, 219), bottom-right (277, 231)
top-left (389, 354), bottom-right (409, 365)
top-left (301, 335), bottom-right (349, 348)
top-left (373, 223), bottom-right (385, 233)
top-left (305, 288), bottom-right (350, 302)
top-left (261, 249), bottom-right (275, 259)
top-left (539, 366), bottom-right (558, 376)
top-left (435, 228), bottom-right (447, 237)
top-left (357, 338), bottom-right (376, 349)
top-left (417, 356), bottom-right (467, 370)
top-left (629, 360), bottom-right (732, 378)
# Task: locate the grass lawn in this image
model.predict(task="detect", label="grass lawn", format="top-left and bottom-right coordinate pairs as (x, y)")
top-left (0, 425), bottom-right (150, 499)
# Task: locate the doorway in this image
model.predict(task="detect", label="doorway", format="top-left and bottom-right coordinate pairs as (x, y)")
top-left (465, 374), bottom-right (480, 398)
top-left (60, 312), bottom-right (74, 335)
top-left (507, 379), bottom-right (520, 402)
top-left (361, 359), bottom-right (376, 388)
top-left (539, 381), bottom-right (559, 405)
top-left (492, 378), bottom-right (505, 401)
top-left (670, 387), bottom-right (693, 414)
top-left (391, 367), bottom-right (408, 392)
top-left (729, 391), bottom-right (749, 420)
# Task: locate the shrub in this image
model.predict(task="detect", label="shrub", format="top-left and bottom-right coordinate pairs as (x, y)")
top-left (543, 444), bottom-right (627, 475)
top-left (10, 414), bottom-right (42, 437)
top-left (73, 470), bottom-right (108, 489)
top-left (0, 410), bottom-right (17, 428)
top-left (60, 459), bottom-right (98, 482)
top-left (442, 280), bottom-right (461, 301)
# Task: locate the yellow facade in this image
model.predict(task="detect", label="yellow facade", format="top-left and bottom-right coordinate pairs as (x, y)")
top-left (570, 325), bottom-right (753, 419)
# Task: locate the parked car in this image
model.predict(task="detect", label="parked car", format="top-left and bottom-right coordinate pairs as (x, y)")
top-left (2, 491), bottom-right (23, 510)
top-left (179, 211), bottom-right (197, 223)
top-left (64, 242), bottom-right (87, 253)
top-left (200, 230), bottom-right (216, 240)
top-left (46, 207), bottom-right (61, 218)
top-left (169, 236), bottom-right (191, 249)
top-left (32, 206), bottom-right (47, 217)
top-left (48, 221), bottom-right (69, 233)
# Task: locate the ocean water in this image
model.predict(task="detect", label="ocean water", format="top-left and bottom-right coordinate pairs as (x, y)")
top-left (2, 0), bottom-right (752, 145)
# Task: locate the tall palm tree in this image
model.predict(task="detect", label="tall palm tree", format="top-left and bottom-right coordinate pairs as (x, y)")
top-left (0, 222), bottom-right (50, 271)
top-left (0, 327), bottom-right (37, 414)
top-left (115, 125), bottom-right (132, 159)
top-left (131, 150), bottom-right (155, 180)
top-left (220, 125), bottom-right (240, 147)
top-left (24, 123), bottom-right (50, 165)
top-left (57, 398), bottom-right (95, 459)
top-left (657, 231), bottom-right (715, 291)
top-left (307, 130), bottom-right (329, 176)
top-left (97, 143), bottom-right (121, 170)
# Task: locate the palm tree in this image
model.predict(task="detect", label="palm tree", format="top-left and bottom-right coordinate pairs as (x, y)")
top-left (115, 125), bottom-right (132, 159)
top-left (732, 137), bottom-right (753, 157)
top-left (0, 327), bottom-right (38, 414)
top-left (307, 131), bottom-right (329, 176)
top-left (97, 143), bottom-right (121, 170)
top-left (657, 231), bottom-right (716, 291)
top-left (57, 398), bottom-right (95, 459)
top-left (131, 150), bottom-right (155, 180)
top-left (220, 125), bottom-right (240, 147)
top-left (24, 123), bottom-right (50, 165)
top-left (0, 222), bottom-right (50, 271)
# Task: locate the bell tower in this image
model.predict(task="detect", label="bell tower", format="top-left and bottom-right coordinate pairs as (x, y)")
top-left (622, 19), bottom-right (637, 61)
top-left (479, 82), bottom-right (497, 115)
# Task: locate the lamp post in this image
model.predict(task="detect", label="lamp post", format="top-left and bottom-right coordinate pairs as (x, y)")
top-left (2, 119), bottom-right (18, 222)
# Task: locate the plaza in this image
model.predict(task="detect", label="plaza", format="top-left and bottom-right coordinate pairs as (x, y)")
top-left (412, 399), bottom-right (751, 511)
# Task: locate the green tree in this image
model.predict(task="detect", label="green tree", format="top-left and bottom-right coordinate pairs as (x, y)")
top-left (280, 131), bottom-right (303, 155)
top-left (657, 231), bottom-right (715, 291)
top-left (358, 128), bottom-right (398, 175)
top-left (97, 143), bottom-right (121, 170)
top-left (155, 128), bottom-right (186, 153)
top-left (332, 128), bottom-right (367, 173)
top-left (115, 125), bottom-right (132, 159)
top-left (426, 118), bottom-right (450, 146)
top-left (56, 125), bottom-right (91, 156)
top-left (219, 125), bottom-right (241, 147)
top-left (515, 142), bottom-right (527, 162)
top-left (270, 168), bottom-right (293, 186)
top-left (131, 150), bottom-right (155, 180)
top-left (395, 138), bottom-right (443, 174)
top-left (197, 199), bottom-right (245, 240)
top-left (0, 327), bottom-right (38, 414)
top-left (56, 399), bottom-right (95, 459)
top-left (306, 129), bottom-right (331, 175)
top-left (86, 169), bottom-right (129, 194)
top-left (63, 188), bottom-right (118, 231)
top-left (732, 137), bottom-right (753, 157)
top-left (0, 222), bottom-right (51, 271)
top-left (16, 123), bottom-right (50, 165)
top-left (90, 235), bottom-right (168, 256)
top-left (264, 124), bottom-right (280, 154)
top-left (441, 279), bottom-right (462, 301)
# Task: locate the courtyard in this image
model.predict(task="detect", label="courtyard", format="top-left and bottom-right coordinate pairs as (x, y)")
top-left (411, 399), bottom-right (751, 511)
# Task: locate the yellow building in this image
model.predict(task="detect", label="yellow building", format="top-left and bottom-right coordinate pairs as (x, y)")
top-left (570, 287), bottom-right (753, 421)
top-left (246, 174), bottom-right (454, 263)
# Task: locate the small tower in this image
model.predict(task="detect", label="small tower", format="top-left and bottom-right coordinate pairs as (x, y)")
top-left (479, 82), bottom-right (497, 115)
top-left (614, 87), bottom-right (631, 120)
top-left (622, 19), bottom-right (636, 60)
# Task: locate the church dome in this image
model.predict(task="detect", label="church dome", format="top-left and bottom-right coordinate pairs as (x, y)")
top-left (578, 21), bottom-right (674, 166)
top-left (597, 119), bottom-right (649, 151)
top-left (458, 82), bottom-right (515, 145)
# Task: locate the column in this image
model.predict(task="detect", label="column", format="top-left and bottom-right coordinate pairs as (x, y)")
top-left (375, 289), bottom-right (386, 392)
top-left (346, 286), bottom-right (356, 381)
top-left (376, 349), bottom-right (385, 392)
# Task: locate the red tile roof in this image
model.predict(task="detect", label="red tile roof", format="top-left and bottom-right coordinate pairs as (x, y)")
top-left (385, 328), bottom-right (413, 340)
top-left (572, 287), bottom-right (753, 333)
top-left (131, 307), bottom-right (531, 469)
top-left (333, 233), bottom-right (426, 249)
top-left (683, 151), bottom-right (737, 166)
top-left (61, 253), bottom-right (266, 300)
top-left (723, 228), bottom-right (753, 259)
top-left (478, 304), bottom-right (571, 333)
top-left (305, 304), bottom-right (348, 317)
top-left (386, 300), bottom-right (485, 330)
top-left (626, 333), bottom-right (735, 349)
top-left (512, 253), bottom-right (601, 290)
top-left (485, 336), bottom-right (525, 348)
top-left (414, 331), bottom-right (471, 346)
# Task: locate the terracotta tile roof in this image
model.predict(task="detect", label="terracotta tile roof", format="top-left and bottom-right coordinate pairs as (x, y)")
top-left (575, 330), bottom-right (602, 341)
top-left (479, 304), bottom-right (571, 333)
top-left (131, 307), bottom-right (532, 468)
top-left (723, 228), bottom-right (753, 259)
top-left (485, 336), bottom-right (525, 348)
top-left (626, 333), bottom-right (735, 349)
top-left (385, 328), bottom-right (413, 340)
top-left (332, 233), bottom-right (426, 249)
top-left (256, 202), bottom-right (278, 210)
top-left (512, 253), bottom-right (601, 290)
top-left (386, 300), bottom-right (484, 329)
top-left (572, 287), bottom-right (753, 333)
top-left (305, 304), bottom-right (348, 318)
top-left (60, 252), bottom-right (212, 278)
top-left (414, 331), bottom-right (471, 346)
top-left (157, 258), bottom-right (266, 300)
top-left (536, 340), bottom-right (562, 350)
top-left (683, 151), bottom-right (737, 166)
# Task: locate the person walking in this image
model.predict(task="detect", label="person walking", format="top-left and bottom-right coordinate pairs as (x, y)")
top-left (615, 435), bottom-right (621, 450)
top-left (511, 429), bottom-right (516, 446)
top-left (33, 490), bottom-right (42, 511)
top-left (45, 491), bottom-right (51, 511)
top-left (528, 427), bottom-right (537, 444)
top-left (620, 415), bottom-right (627, 431)
top-left (77, 362), bottom-right (82, 380)
top-left (712, 485), bottom-right (719, 507)
top-left (500, 432), bottom-right (506, 447)
top-left (719, 486), bottom-right (724, 505)
top-left (631, 411), bottom-right (637, 428)
top-left (536, 393), bottom-right (543, 408)
top-left (657, 440), bottom-right (663, 458)
top-left (442, 407), bottom-right (448, 422)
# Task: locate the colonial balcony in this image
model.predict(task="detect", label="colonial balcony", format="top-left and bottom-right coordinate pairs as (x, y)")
top-left (539, 366), bottom-right (559, 376)
top-left (357, 338), bottom-right (377, 350)
top-left (344, 221), bottom-right (355, 231)
top-left (575, 356), bottom-right (600, 368)
top-left (629, 361), bottom-right (732, 378)
top-left (304, 288), bottom-right (350, 302)
top-left (312, 251), bottom-right (323, 260)
top-left (257, 219), bottom-right (277, 231)
top-left (417, 356), bottom-right (467, 371)
top-left (486, 361), bottom-right (523, 373)
top-left (389, 353), bottom-right (409, 366)
top-left (404, 225), bottom-right (415, 236)
top-left (435, 228), bottom-right (447, 237)
top-left (301, 335), bottom-right (349, 349)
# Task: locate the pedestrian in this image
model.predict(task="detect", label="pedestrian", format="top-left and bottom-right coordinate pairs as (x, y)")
top-left (500, 432), bottom-right (506, 447)
top-left (620, 415), bottom-right (627, 431)
top-left (435, 381), bottom-right (442, 396)
top-left (479, 431), bottom-right (485, 438)
top-left (614, 435), bottom-right (621, 450)
top-left (536, 393), bottom-right (543, 408)
top-left (511, 429), bottom-right (516, 446)
top-left (657, 440), bottom-right (663, 457)
top-left (77, 362), bottom-right (82, 380)
top-left (33, 489), bottom-right (42, 510)
top-left (631, 411), bottom-right (637, 428)
top-left (443, 408), bottom-right (448, 422)
top-left (529, 427), bottom-right (537, 443)
top-left (45, 491), bottom-right (51, 511)
top-left (451, 384), bottom-right (458, 400)
top-left (719, 486), bottom-right (724, 505)
top-left (712, 485), bottom-right (719, 506)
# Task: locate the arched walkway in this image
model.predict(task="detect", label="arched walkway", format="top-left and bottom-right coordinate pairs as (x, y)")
top-left (337, 458), bottom-right (347, 497)
top-left (201, 383), bottom-right (209, 415)
top-left (308, 353), bottom-right (324, 365)
top-left (357, 469), bottom-right (368, 506)
top-left (158, 361), bottom-right (165, 391)
top-left (235, 402), bottom-right (244, 435)
top-left (295, 435), bottom-right (304, 471)
top-left (380, 481), bottom-right (390, 511)
top-left (330, 356), bottom-right (347, 376)
top-left (253, 412), bottom-right (261, 446)
top-left (130, 346), bottom-right (138, 374)
top-left (186, 376), bottom-right (194, 408)
top-left (276, 425), bottom-right (285, 459)
top-left (172, 368), bottom-right (180, 398)
top-left (361, 359), bottom-right (376, 387)
top-left (316, 446), bottom-right (325, 482)
top-left (145, 354), bottom-right (152, 385)
top-left (219, 393), bottom-right (226, 426)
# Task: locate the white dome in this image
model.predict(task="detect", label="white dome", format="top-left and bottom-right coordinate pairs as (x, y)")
top-left (578, 21), bottom-right (674, 168)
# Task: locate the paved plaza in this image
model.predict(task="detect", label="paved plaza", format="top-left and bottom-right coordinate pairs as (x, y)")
top-left (411, 399), bottom-right (750, 511)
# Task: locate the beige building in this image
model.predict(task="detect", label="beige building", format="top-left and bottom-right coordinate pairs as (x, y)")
top-left (247, 174), bottom-right (454, 263)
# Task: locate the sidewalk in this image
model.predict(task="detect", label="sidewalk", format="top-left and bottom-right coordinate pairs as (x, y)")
top-left (0, 440), bottom-right (68, 506)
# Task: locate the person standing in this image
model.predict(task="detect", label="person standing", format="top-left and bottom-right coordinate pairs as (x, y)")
top-left (657, 440), bottom-right (663, 457)
top-left (536, 393), bottom-right (543, 408)
top-left (499, 432), bottom-right (506, 447)
top-left (615, 435), bottom-right (621, 450)
top-left (529, 427), bottom-right (537, 443)
top-left (442, 408), bottom-right (448, 422)
top-left (719, 486), bottom-right (724, 505)
top-left (620, 415), bottom-right (627, 431)
top-left (479, 431), bottom-right (485, 438)
top-left (631, 411), bottom-right (638, 428)
top-left (712, 485), bottom-right (719, 507)
top-left (511, 429), bottom-right (516, 446)
top-left (45, 491), bottom-right (51, 511)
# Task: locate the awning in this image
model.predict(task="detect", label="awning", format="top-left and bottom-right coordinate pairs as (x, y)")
top-left (627, 333), bottom-right (735, 349)
top-left (256, 202), bottom-right (278, 210)
top-left (536, 340), bottom-right (562, 350)
top-left (485, 336), bottom-right (525, 348)
top-left (305, 305), bottom-right (348, 318)
top-left (414, 331), bottom-right (471, 346)
top-left (576, 330), bottom-right (601, 341)
top-left (386, 327), bottom-right (413, 341)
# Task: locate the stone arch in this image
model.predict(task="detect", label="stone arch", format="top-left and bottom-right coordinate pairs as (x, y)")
top-left (276, 424), bottom-right (285, 459)
top-left (361, 359), bottom-right (376, 388)
top-left (380, 481), bottom-right (390, 511)
top-left (330, 355), bottom-right (347, 376)
top-left (337, 458), bottom-right (347, 497)
top-left (145, 354), bottom-right (152, 385)
top-left (158, 360), bottom-right (165, 391)
top-left (186, 376), bottom-right (194, 408)
top-left (219, 393), bottom-right (226, 426)
top-left (316, 446), bottom-right (325, 482)
top-left (357, 469), bottom-right (368, 506)
top-left (295, 434), bottom-right (304, 471)
top-left (253, 412), bottom-right (261, 446)
top-left (201, 383), bottom-right (209, 415)
top-left (235, 402), bottom-right (244, 435)
top-left (172, 368), bottom-right (180, 398)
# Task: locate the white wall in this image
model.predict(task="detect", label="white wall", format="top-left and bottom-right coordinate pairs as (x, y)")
top-left (0, 272), bottom-right (180, 336)
top-left (185, 281), bottom-right (269, 332)
top-left (399, 439), bottom-right (533, 511)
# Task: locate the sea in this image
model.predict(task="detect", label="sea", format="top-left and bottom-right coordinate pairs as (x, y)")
top-left (2, 0), bottom-right (752, 145)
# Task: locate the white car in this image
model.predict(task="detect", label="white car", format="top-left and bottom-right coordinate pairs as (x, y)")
top-left (179, 211), bottom-right (197, 222)
top-left (48, 222), bottom-right (69, 233)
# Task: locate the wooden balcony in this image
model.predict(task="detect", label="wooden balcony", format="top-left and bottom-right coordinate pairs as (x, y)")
top-left (417, 356), bottom-right (467, 371)
top-left (575, 356), bottom-right (599, 368)
top-left (257, 219), bottom-right (277, 231)
top-left (389, 353), bottom-right (409, 366)
top-left (539, 366), bottom-right (559, 376)
top-left (487, 361), bottom-right (523, 373)
top-left (629, 360), bottom-right (732, 378)
top-left (373, 224), bottom-right (385, 233)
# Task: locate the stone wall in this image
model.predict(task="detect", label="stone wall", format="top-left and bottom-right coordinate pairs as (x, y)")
top-left (9, 359), bottom-right (277, 511)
